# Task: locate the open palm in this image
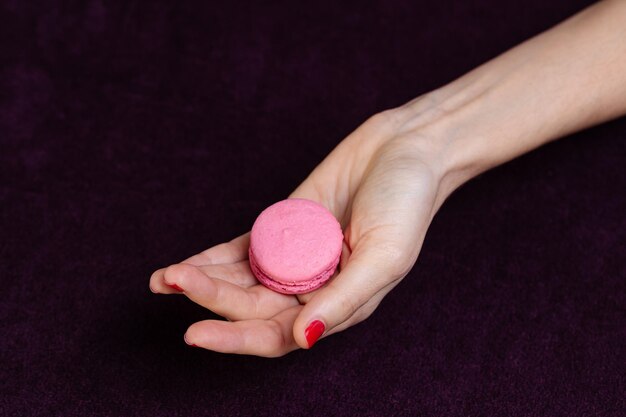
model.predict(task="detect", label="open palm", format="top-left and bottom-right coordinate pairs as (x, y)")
top-left (150, 105), bottom-right (449, 357)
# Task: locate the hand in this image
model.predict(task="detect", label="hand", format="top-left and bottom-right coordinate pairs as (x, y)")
top-left (151, 0), bottom-right (626, 357)
top-left (149, 98), bottom-right (458, 357)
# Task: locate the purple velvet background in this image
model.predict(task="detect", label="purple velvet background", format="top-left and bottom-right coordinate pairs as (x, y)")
top-left (2, 0), bottom-right (625, 416)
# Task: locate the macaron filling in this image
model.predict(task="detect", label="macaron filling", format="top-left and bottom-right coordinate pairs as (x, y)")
top-left (249, 247), bottom-right (340, 294)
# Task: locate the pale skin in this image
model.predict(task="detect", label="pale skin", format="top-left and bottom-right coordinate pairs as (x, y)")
top-left (149, 0), bottom-right (626, 357)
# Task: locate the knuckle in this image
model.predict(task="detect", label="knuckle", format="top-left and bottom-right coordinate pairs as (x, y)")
top-left (376, 243), bottom-right (413, 278)
top-left (367, 108), bottom-right (400, 127)
top-left (339, 295), bottom-right (359, 317)
top-left (164, 263), bottom-right (196, 282)
top-left (248, 290), bottom-right (262, 319)
top-left (365, 110), bottom-right (392, 129)
top-left (343, 294), bottom-right (385, 330)
top-left (331, 286), bottom-right (363, 318)
top-left (199, 249), bottom-right (214, 264)
top-left (366, 110), bottom-right (390, 125)
top-left (149, 268), bottom-right (163, 283)
top-left (351, 304), bottom-right (376, 326)
top-left (365, 109), bottom-right (397, 131)
top-left (264, 320), bottom-right (289, 357)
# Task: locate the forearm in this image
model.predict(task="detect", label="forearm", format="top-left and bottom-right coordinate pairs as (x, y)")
top-left (400, 0), bottom-right (626, 194)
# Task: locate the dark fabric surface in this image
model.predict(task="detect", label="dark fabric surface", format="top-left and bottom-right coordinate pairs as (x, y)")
top-left (2, 1), bottom-right (624, 416)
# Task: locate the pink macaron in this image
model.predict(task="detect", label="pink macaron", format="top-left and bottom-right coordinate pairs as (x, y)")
top-left (248, 198), bottom-right (344, 294)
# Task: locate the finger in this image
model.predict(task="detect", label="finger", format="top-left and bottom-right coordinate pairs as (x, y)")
top-left (196, 261), bottom-right (258, 288)
top-left (297, 278), bottom-right (395, 346)
top-left (182, 232), bottom-right (250, 266)
top-left (291, 141), bottom-right (439, 348)
top-left (149, 233), bottom-right (251, 294)
top-left (325, 275), bottom-right (401, 337)
top-left (151, 260), bottom-right (258, 294)
top-left (149, 267), bottom-right (181, 294)
top-left (292, 240), bottom-right (411, 349)
top-left (184, 305), bottom-right (303, 357)
top-left (162, 263), bottom-right (299, 320)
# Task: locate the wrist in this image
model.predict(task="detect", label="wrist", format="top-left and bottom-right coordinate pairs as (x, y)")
top-left (387, 59), bottom-right (549, 200)
top-left (385, 83), bottom-right (495, 201)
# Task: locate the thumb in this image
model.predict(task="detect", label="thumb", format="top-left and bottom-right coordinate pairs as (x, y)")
top-left (292, 239), bottom-right (410, 349)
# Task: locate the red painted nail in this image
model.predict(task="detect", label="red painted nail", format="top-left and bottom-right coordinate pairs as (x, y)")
top-left (304, 320), bottom-right (325, 348)
top-left (184, 333), bottom-right (196, 347)
top-left (165, 282), bottom-right (184, 292)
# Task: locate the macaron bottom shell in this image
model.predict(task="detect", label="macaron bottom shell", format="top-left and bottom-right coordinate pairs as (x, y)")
top-left (249, 247), bottom-right (339, 295)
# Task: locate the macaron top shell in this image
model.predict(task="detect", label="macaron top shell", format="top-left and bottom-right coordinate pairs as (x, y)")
top-left (249, 198), bottom-right (343, 283)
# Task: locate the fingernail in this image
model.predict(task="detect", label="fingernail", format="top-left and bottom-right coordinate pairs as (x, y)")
top-left (165, 282), bottom-right (184, 292)
top-left (149, 285), bottom-right (159, 294)
top-left (304, 320), bottom-right (325, 348)
top-left (184, 333), bottom-right (198, 347)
